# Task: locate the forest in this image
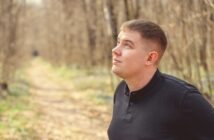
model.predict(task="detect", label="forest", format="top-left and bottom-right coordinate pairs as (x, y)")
top-left (0, 0), bottom-right (213, 139)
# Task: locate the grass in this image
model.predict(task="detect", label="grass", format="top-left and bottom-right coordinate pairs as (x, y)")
top-left (0, 58), bottom-right (116, 140)
top-left (57, 67), bottom-right (115, 105)
top-left (0, 64), bottom-right (40, 140)
top-left (0, 96), bottom-right (37, 139)
top-left (38, 58), bottom-right (118, 106)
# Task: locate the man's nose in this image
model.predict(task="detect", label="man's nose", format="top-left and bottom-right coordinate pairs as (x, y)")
top-left (112, 45), bottom-right (121, 56)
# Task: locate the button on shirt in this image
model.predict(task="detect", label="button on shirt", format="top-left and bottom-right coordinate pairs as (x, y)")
top-left (108, 70), bottom-right (214, 140)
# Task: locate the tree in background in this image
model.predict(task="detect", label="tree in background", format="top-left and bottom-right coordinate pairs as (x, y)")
top-left (0, 0), bottom-right (29, 95)
top-left (0, 0), bottom-right (213, 101)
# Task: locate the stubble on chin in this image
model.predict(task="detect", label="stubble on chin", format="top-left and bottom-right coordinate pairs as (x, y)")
top-left (112, 66), bottom-right (123, 78)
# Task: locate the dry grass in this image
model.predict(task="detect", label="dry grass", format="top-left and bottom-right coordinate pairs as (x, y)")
top-left (1, 58), bottom-right (113, 140)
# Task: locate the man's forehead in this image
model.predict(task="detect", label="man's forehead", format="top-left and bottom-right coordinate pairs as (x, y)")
top-left (118, 30), bottom-right (141, 40)
top-left (118, 29), bottom-right (159, 50)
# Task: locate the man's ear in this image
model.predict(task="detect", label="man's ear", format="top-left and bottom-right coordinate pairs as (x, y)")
top-left (146, 51), bottom-right (159, 65)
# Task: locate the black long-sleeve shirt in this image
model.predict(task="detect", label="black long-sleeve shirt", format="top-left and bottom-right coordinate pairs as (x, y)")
top-left (108, 70), bottom-right (214, 140)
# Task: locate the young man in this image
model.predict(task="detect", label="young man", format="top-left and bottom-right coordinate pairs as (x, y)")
top-left (108, 19), bottom-right (214, 140)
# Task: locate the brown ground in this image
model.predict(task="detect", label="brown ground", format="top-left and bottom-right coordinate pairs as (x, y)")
top-left (27, 60), bottom-right (111, 140)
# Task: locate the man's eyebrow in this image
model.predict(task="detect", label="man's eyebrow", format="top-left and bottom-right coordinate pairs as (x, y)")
top-left (117, 37), bottom-right (135, 46)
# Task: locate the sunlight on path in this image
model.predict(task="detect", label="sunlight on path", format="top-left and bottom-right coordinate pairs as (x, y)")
top-left (27, 59), bottom-right (110, 140)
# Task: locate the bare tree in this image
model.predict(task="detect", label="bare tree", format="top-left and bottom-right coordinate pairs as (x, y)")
top-left (0, 0), bottom-right (26, 95)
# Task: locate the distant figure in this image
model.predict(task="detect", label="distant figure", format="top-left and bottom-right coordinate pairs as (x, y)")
top-left (32, 50), bottom-right (39, 57)
top-left (0, 82), bottom-right (8, 90)
top-left (0, 82), bottom-right (8, 97)
top-left (108, 19), bottom-right (214, 140)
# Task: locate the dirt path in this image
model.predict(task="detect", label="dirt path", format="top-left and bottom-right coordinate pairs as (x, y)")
top-left (27, 59), bottom-right (111, 140)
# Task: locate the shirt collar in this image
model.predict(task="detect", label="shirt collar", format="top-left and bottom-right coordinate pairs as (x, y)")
top-left (124, 69), bottom-right (163, 102)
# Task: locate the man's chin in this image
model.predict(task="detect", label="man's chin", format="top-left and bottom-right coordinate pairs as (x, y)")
top-left (112, 67), bottom-right (123, 78)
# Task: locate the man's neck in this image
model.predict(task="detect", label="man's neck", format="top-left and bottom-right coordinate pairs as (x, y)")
top-left (125, 68), bottom-right (157, 93)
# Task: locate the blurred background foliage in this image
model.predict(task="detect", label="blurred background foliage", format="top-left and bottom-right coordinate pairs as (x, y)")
top-left (0, 0), bottom-right (213, 139)
top-left (0, 0), bottom-right (213, 97)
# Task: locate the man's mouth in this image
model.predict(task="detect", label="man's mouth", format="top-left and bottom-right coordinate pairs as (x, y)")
top-left (112, 59), bottom-right (122, 64)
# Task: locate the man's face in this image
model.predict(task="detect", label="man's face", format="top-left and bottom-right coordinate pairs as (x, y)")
top-left (112, 29), bottom-right (150, 79)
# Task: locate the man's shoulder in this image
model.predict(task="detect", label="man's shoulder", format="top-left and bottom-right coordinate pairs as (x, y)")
top-left (161, 73), bottom-right (199, 93)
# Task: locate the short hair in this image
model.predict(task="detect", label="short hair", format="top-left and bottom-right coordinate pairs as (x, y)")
top-left (121, 19), bottom-right (167, 58)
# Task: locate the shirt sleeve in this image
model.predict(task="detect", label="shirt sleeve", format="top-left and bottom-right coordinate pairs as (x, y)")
top-left (181, 89), bottom-right (214, 139)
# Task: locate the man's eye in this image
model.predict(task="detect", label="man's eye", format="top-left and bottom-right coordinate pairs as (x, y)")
top-left (124, 44), bottom-right (132, 49)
